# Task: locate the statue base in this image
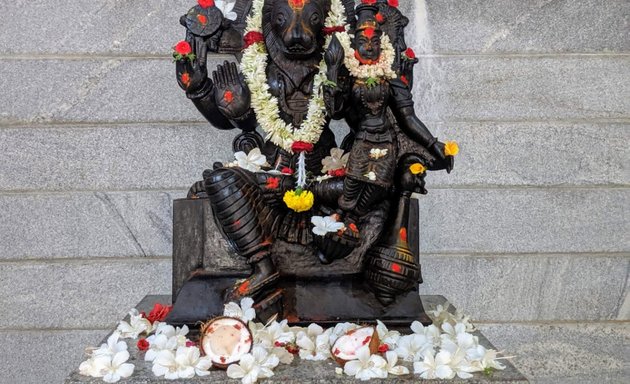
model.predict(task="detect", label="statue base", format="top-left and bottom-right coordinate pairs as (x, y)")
top-left (65, 295), bottom-right (529, 383)
top-left (165, 275), bottom-right (432, 327)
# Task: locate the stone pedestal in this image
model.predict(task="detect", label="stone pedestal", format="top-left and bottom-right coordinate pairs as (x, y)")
top-left (65, 295), bottom-right (529, 383)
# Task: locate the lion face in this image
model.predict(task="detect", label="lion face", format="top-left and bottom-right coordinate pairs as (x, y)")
top-left (268, 0), bottom-right (328, 59)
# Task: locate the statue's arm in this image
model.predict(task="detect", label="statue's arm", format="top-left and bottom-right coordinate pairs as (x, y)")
top-left (390, 79), bottom-right (453, 171)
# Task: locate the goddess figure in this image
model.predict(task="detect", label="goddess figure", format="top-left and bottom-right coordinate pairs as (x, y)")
top-left (322, 4), bottom-right (452, 225)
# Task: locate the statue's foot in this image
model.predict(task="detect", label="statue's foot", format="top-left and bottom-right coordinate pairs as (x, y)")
top-left (225, 255), bottom-right (279, 302)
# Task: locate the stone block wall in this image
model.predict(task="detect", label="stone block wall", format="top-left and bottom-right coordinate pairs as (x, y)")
top-left (0, 1), bottom-right (627, 383)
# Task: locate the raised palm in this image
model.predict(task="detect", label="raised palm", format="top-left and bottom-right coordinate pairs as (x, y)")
top-left (212, 61), bottom-right (252, 120)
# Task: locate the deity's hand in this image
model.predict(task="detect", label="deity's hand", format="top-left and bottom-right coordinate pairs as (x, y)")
top-left (175, 31), bottom-right (209, 93)
top-left (431, 141), bottom-right (454, 173)
top-left (212, 61), bottom-right (252, 120)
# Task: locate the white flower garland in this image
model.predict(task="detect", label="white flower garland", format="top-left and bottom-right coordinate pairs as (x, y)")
top-left (336, 31), bottom-right (397, 80)
top-left (241, 0), bottom-right (347, 152)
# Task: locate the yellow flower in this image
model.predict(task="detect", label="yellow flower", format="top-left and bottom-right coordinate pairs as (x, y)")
top-left (283, 190), bottom-right (314, 212)
top-left (409, 163), bottom-right (426, 175)
top-left (444, 141), bottom-right (459, 156)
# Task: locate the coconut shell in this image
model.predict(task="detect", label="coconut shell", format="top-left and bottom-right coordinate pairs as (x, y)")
top-left (330, 326), bottom-right (380, 366)
top-left (199, 316), bottom-right (253, 369)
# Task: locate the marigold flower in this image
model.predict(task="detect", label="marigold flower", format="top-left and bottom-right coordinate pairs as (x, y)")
top-left (409, 163), bottom-right (426, 175)
top-left (444, 141), bottom-right (459, 156)
top-left (283, 190), bottom-right (314, 212)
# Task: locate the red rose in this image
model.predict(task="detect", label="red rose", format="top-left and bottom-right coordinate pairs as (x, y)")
top-left (174, 41), bottom-right (192, 55)
top-left (375, 13), bottom-right (385, 24)
top-left (198, 0), bottom-right (215, 8)
top-left (146, 303), bottom-right (172, 323)
top-left (266, 177), bottom-right (280, 189)
top-left (137, 338), bottom-right (150, 351)
top-left (404, 47), bottom-right (416, 59)
top-left (243, 31), bottom-right (264, 49)
top-left (388, 0), bottom-right (399, 7)
top-left (291, 141), bottom-right (314, 153)
top-left (378, 344), bottom-right (389, 353)
top-left (281, 167), bottom-right (294, 175)
top-left (328, 168), bottom-right (346, 177)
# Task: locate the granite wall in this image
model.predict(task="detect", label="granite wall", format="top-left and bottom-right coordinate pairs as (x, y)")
top-left (0, 0), bottom-right (628, 383)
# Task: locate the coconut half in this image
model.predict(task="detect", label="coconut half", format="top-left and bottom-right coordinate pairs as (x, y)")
top-left (200, 316), bottom-right (253, 369)
top-left (330, 326), bottom-right (380, 366)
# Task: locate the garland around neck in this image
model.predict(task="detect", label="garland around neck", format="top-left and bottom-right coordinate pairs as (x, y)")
top-left (240, 0), bottom-right (347, 153)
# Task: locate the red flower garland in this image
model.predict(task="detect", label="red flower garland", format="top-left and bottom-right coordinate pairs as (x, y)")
top-left (137, 339), bottom-right (150, 351)
top-left (323, 26), bottom-right (346, 35)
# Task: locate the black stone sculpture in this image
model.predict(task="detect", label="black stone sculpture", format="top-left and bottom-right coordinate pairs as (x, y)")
top-left (167, 0), bottom-right (455, 328)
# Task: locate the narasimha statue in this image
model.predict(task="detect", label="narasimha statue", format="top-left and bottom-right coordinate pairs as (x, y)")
top-left (168, 0), bottom-right (457, 326)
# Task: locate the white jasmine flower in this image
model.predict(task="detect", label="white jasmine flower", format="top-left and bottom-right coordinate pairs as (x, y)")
top-left (255, 320), bottom-right (294, 345)
top-left (441, 339), bottom-right (475, 379)
top-left (311, 215), bottom-right (345, 236)
top-left (93, 333), bottom-right (128, 357)
top-left (117, 309), bottom-right (152, 339)
top-left (440, 322), bottom-right (469, 344)
top-left (335, 367), bottom-right (343, 375)
top-left (321, 148), bottom-right (349, 173)
top-left (413, 350), bottom-right (455, 379)
top-left (369, 148), bottom-right (388, 159)
top-left (234, 148), bottom-right (269, 172)
top-left (145, 333), bottom-right (179, 362)
top-left (224, 297), bottom-right (256, 322)
top-left (364, 171), bottom-right (377, 181)
top-left (226, 353), bottom-right (267, 384)
top-left (376, 320), bottom-right (400, 349)
top-left (394, 334), bottom-right (433, 362)
top-left (98, 351), bottom-right (135, 383)
top-left (343, 346), bottom-right (388, 381)
top-left (428, 304), bottom-right (475, 331)
top-left (467, 345), bottom-right (507, 371)
top-left (385, 351), bottom-right (410, 375)
top-left (410, 321), bottom-right (441, 346)
top-left (270, 346), bottom-right (294, 365)
top-left (152, 346), bottom-right (211, 379)
top-left (79, 356), bottom-right (107, 378)
top-left (215, 0), bottom-right (237, 21)
top-left (296, 324), bottom-right (332, 361)
top-left (252, 346), bottom-right (280, 375)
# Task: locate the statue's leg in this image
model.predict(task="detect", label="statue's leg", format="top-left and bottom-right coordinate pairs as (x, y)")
top-left (338, 177), bottom-right (388, 219)
top-left (204, 167), bottom-right (280, 300)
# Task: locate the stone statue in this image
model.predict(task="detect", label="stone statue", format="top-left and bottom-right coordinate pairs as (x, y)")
top-left (168, 0), bottom-right (456, 327)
